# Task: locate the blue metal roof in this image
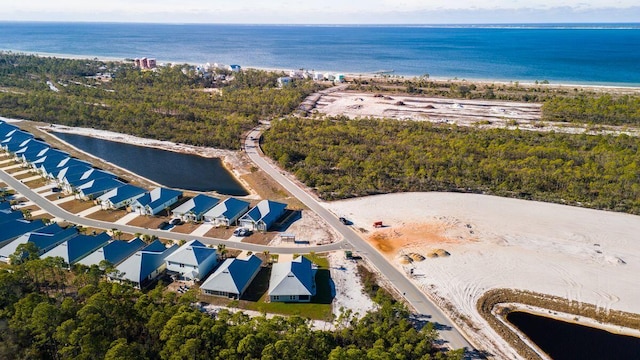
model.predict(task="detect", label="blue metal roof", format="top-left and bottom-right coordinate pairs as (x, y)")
top-left (135, 187), bottom-right (182, 209)
top-left (0, 210), bottom-right (26, 225)
top-left (44, 232), bottom-right (111, 265)
top-left (203, 197), bottom-right (250, 221)
top-left (101, 184), bottom-right (148, 205)
top-left (0, 223), bottom-right (78, 260)
top-left (114, 240), bottom-right (178, 284)
top-left (201, 254), bottom-right (262, 295)
top-left (0, 121), bottom-right (19, 138)
top-left (78, 237), bottom-right (146, 267)
top-left (172, 194), bottom-right (219, 217)
top-left (3, 131), bottom-right (35, 152)
top-left (31, 150), bottom-right (69, 168)
top-left (241, 200), bottom-right (287, 229)
top-left (0, 219), bottom-right (47, 245)
top-left (66, 169), bottom-right (116, 187)
top-left (77, 178), bottom-right (125, 198)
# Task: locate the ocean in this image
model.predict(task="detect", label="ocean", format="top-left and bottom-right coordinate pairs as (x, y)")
top-left (0, 22), bottom-right (639, 86)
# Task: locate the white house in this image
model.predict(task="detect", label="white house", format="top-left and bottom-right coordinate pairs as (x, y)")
top-left (268, 256), bottom-right (316, 303)
top-left (130, 187), bottom-right (183, 216)
top-left (97, 184), bottom-right (148, 210)
top-left (164, 239), bottom-right (218, 281)
top-left (238, 200), bottom-right (287, 232)
top-left (109, 240), bottom-right (178, 289)
top-left (202, 197), bottom-right (250, 227)
top-left (170, 194), bottom-right (220, 222)
top-left (200, 254), bottom-right (262, 299)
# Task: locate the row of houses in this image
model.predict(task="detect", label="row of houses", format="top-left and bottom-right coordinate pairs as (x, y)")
top-left (0, 203), bottom-right (316, 301)
top-left (1, 121), bottom-right (291, 231)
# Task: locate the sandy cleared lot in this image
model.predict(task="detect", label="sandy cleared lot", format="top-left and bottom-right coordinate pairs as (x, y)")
top-left (325, 192), bottom-right (640, 357)
top-left (314, 91), bottom-right (640, 137)
top-left (316, 91), bottom-right (541, 124)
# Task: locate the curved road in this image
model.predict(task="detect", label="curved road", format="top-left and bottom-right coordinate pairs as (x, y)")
top-left (0, 169), bottom-right (345, 255)
top-left (244, 126), bottom-right (475, 352)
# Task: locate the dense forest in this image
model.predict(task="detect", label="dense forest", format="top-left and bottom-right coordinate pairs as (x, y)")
top-left (0, 52), bottom-right (321, 149)
top-left (0, 251), bottom-right (463, 360)
top-left (542, 94), bottom-right (640, 125)
top-left (263, 117), bottom-right (640, 214)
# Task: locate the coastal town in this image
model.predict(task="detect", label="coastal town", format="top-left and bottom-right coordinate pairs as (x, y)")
top-left (1, 33), bottom-right (640, 359)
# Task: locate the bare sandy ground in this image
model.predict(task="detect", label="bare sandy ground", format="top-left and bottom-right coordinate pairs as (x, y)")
top-left (325, 192), bottom-right (640, 356)
top-left (314, 91), bottom-right (640, 137)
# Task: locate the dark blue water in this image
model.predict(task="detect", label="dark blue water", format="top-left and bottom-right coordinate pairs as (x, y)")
top-left (507, 311), bottom-right (640, 359)
top-left (1, 22), bottom-right (639, 85)
top-left (52, 132), bottom-right (248, 196)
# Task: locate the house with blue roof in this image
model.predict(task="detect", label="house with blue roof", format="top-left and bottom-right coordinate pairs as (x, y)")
top-left (1, 130), bottom-right (34, 152)
top-left (200, 254), bottom-right (262, 299)
top-left (14, 139), bottom-right (49, 163)
top-left (0, 121), bottom-right (20, 138)
top-left (76, 177), bottom-right (125, 200)
top-left (203, 197), bottom-right (251, 226)
top-left (0, 224), bottom-right (79, 263)
top-left (77, 237), bottom-right (146, 268)
top-left (268, 255), bottom-right (317, 303)
top-left (130, 187), bottom-right (183, 216)
top-left (43, 232), bottom-right (111, 266)
top-left (171, 194), bottom-right (220, 222)
top-left (46, 158), bottom-right (92, 180)
top-left (239, 200), bottom-right (288, 232)
top-left (164, 239), bottom-right (218, 281)
top-left (60, 168), bottom-right (116, 193)
top-left (29, 149), bottom-right (69, 172)
top-left (97, 184), bottom-right (148, 210)
top-left (109, 240), bottom-right (178, 288)
top-left (0, 209), bottom-right (24, 225)
top-left (0, 219), bottom-right (47, 248)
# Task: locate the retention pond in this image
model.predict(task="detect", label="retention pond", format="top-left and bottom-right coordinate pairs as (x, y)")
top-left (52, 132), bottom-right (248, 196)
top-left (507, 311), bottom-right (640, 359)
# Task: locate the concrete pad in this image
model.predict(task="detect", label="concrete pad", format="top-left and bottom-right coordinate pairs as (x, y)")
top-left (31, 209), bottom-right (48, 217)
top-left (0, 158), bottom-right (13, 165)
top-left (53, 196), bottom-right (76, 205)
top-left (34, 183), bottom-right (57, 193)
top-left (115, 212), bottom-right (140, 225)
top-left (12, 169), bottom-right (31, 176)
top-left (21, 175), bottom-right (42, 183)
top-left (277, 253), bottom-right (294, 263)
top-left (76, 205), bottom-right (103, 217)
top-left (189, 223), bottom-right (214, 237)
top-left (1, 164), bottom-right (22, 170)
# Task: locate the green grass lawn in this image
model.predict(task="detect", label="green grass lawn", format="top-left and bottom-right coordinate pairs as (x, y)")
top-left (198, 254), bottom-right (335, 321)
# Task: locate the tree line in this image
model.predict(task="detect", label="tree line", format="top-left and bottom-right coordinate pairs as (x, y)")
top-left (0, 53), bottom-right (322, 149)
top-left (263, 117), bottom-right (640, 214)
top-left (0, 248), bottom-right (463, 360)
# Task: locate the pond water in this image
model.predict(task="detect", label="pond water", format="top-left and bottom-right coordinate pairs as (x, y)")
top-left (53, 132), bottom-right (248, 196)
top-left (507, 311), bottom-right (640, 359)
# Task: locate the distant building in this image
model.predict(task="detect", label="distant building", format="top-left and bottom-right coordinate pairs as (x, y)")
top-left (277, 77), bottom-right (292, 87)
top-left (228, 64), bottom-right (241, 72)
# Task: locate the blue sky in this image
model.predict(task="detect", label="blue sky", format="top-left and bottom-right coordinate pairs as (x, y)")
top-left (3, 1), bottom-right (640, 24)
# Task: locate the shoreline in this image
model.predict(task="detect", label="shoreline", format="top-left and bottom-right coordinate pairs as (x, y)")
top-left (3, 49), bottom-right (640, 90)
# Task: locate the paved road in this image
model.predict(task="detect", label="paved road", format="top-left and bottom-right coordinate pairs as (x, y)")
top-left (0, 168), bottom-right (346, 255)
top-left (244, 126), bottom-right (475, 352)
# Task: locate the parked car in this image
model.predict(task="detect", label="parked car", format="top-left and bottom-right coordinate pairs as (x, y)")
top-left (158, 221), bottom-right (169, 230)
top-left (233, 228), bottom-right (251, 237)
top-left (51, 187), bottom-right (61, 193)
top-left (339, 217), bottom-right (349, 225)
top-left (169, 218), bottom-right (182, 226)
